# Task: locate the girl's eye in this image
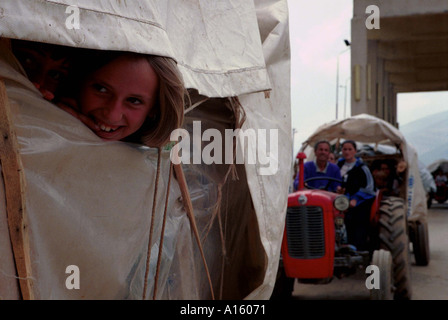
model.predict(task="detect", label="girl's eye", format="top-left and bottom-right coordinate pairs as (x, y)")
top-left (92, 84), bottom-right (107, 93)
top-left (16, 53), bottom-right (35, 68)
top-left (24, 57), bottom-right (34, 66)
top-left (127, 97), bottom-right (143, 105)
top-left (48, 70), bottom-right (65, 81)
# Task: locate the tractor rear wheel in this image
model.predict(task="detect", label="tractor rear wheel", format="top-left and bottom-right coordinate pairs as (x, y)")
top-left (378, 196), bottom-right (412, 300)
top-left (411, 221), bottom-right (430, 266)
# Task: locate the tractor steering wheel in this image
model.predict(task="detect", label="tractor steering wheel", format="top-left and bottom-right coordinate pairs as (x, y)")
top-left (304, 176), bottom-right (343, 191)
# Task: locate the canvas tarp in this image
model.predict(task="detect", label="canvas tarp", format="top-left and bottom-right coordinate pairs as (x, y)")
top-left (299, 114), bottom-right (428, 224)
top-left (428, 159), bottom-right (448, 174)
top-left (419, 161), bottom-right (436, 194)
top-left (0, 0), bottom-right (271, 98)
top-left (0, 0), bottom-right (291, 299)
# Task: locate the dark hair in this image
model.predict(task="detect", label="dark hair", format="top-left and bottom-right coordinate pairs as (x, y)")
top-left (341, 140), bottom-right (357, 150)
top-left (313, 140), bottom-right (331, 151)
top-left (11, 39), bottom-right (75, 61)
top-left (371, 159), bottom-right (383, 171)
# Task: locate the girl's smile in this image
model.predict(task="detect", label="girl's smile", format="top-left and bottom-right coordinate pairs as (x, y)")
top-left (79, 56), bottom-right (159, 141)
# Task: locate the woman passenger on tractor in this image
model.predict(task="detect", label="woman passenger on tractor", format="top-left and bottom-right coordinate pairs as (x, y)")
top-left (336, 140), bottom-right (376, 251)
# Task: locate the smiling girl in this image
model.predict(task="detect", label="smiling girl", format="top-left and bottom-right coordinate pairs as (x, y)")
top-left (58, 50), bottom-right (186, 148)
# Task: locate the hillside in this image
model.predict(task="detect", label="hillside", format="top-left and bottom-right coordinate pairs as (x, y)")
top-left (400, 110), bottom-right (448, 166)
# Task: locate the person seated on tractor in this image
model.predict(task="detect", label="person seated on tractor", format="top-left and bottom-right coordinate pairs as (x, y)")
top-left (435, 169), bottom-right (447, 186)
top-left (328, 151), bottom-right (338, 164)
top-left (371, 159), bottom-right (400, 196)
top-left (293, 140), bottom-right (342, 192)
top-left (336, 140), bottom-right (376, 251)
top-left (371, 160), bottom-right (388, 191)
top-left (435, 169), bottom-right (447, 196)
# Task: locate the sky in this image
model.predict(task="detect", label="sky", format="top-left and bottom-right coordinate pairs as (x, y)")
top-left (287, 1), bottom-right (448, 156)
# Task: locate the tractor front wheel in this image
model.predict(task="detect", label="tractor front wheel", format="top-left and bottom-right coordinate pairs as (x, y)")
top-left (370, 249), bottom-right (393, 300)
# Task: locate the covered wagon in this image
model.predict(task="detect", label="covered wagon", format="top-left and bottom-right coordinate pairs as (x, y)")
top-left (299, 113), bottom-right (430, 266)
top-left (0, 0), bottom-right (291, 299)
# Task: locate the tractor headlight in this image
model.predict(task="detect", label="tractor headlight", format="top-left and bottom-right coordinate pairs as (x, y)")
top-left (333, 195), bottom-right (349, 211)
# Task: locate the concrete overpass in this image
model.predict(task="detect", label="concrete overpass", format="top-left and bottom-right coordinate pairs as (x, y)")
top-left (351, 0), bottom-right (448, 127)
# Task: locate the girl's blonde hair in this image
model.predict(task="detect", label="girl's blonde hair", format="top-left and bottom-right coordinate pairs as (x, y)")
top-left (123, 54), bottom-right (186, 148)
top-left (141, 55), bottom-right (186, 148)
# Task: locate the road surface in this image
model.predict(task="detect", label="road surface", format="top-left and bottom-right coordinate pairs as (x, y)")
top-left (291, 202), bottom-right (448, 300)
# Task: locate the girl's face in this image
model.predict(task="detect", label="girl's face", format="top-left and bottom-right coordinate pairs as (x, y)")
top-left (80, 56), bottom-right (159, 141)
top-left (341, 143), bottom-right (357, 163)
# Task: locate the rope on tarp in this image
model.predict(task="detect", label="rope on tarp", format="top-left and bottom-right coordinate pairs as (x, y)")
top-left (153, 161), bottom-right (173, 299)
top-left (143, 147), bottom-right (215, 300)
top-left (143, 147), bottom-right (162, 300)
top-left (144, 96), bottom-right (246, 300)
top-left (173, 162), bottom-right (215, 300)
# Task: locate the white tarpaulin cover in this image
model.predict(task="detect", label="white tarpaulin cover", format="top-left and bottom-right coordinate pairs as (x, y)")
top-left (300, 114), bottom-right (428, 224)
top-left (0, 0), bottom-right (291, 299)
top-left (0, 0), bottom-right (271, 98)
top-left (428, 159), bottom-right (448, 174)
top-left (419, 161), bottom-right (436, 194)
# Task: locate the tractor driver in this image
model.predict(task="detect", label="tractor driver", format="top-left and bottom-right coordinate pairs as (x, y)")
top-left (294, 140), bottom-right (342, 192)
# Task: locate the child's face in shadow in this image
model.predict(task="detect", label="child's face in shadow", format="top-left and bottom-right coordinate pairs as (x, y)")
top-left (79, 56), bottom-right (159, 141)
top-left (12, 42), bottom-right (70, 101)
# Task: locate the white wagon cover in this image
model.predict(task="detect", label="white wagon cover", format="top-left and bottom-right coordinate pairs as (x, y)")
top-left (0, 0), bottom-right (291, 299)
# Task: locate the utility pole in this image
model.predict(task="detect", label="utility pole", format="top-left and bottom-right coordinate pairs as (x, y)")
top-left (336, 40), bottom-right (351, 119)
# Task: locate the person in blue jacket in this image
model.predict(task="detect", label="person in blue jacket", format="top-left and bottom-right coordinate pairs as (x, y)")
top-left (336, 140), bottom-right (376, 251)
top-left (294, 140), bottom-right (342, 192)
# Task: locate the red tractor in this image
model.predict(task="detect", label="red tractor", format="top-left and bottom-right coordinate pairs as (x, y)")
top-left (272, 152), bottom-right (412, 300)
